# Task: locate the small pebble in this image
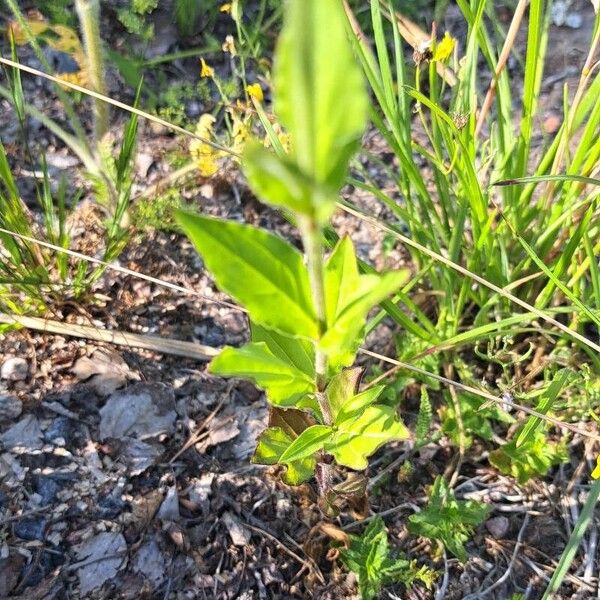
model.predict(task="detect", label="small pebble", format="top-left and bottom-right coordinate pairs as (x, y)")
top-left (485, 515), bottom-right (510, 539)
top-left (1, 357), bottom-right (29, 382)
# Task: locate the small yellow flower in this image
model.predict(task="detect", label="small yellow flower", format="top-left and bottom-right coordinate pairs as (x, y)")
top-left (433, 32), bottom-right (456, 62)
top-left (189, 114), bottom-right (225, 177)
top-left (246, 83), bottom-right (264, 102)
top-left (219, 3), bottom-right (231, 12)
top-left (592, 456), bottom-right (600, 479)
top-left (222, 34), bottom-right (237, 56)
top-left (229, 110), bottom-right (250, 155)
top-left (200, 58), bottom-right (215, 78)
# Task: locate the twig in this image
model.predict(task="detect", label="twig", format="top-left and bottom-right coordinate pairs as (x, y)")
top-left (467, 514), bottom-right (530, 598)
top-left (0, 313), bottom-right (219, 361)
top-left (244, 523), bottom-right (325, 585)
top-left (434, 551), bottom-right (449, 600)
top-left (475, 0), bottom-right (529, 137)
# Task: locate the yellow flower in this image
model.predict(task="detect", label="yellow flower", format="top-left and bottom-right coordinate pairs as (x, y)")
top-left (200, 58), bottom-right (215, 78)
top-left (189, 114), bottom-right (225, 177)
top-left (593, 456), bottom-right (600, 479)
top-left (433, 32), bottom-right (456, 62)
top-left (220, 3), bottom-right (231, 12)
top-left (229, 111), bottom-right (250, 155)
top-left (245, 83), bottom-right (264, 102)
top-left (222, 35), bottom-right (237, 56)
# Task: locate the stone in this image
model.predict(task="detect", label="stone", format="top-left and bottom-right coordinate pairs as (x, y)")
top-left (1, 357), bottom-right (28, 381)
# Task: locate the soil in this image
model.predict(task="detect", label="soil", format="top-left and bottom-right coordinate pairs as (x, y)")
top-left (0, 1), bottom-right (599, 599)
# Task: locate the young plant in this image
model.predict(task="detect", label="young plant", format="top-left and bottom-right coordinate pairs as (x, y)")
top-left (177, 0), bottom-right (409, 498)
top-left (408, 476), bottom-right (490, 561)
top-left (340, 517), bottom-right (436, 599)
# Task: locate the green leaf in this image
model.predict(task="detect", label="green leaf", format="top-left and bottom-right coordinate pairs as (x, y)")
top-left (176, 211), bottom-right (318, 338)
top-left (279, 424), bottom-right (333, 463)
top-left (326, 367), bottom-right (362, 421)
top-left (274, 0), bottom-right (367, 210)
top-left (252, 426), bottom-right (315, 485)
top-left (326, 406), bottom-right (409, 470)
top-left (515, 369), bottom-right (570, 448)
top-left (209, 343), bottom-right (315, 407)
top-left (337, 386), bottom-right (386, 422)
top-left (340, 517), bottom-right (437, 600)
top-left (250, 322), bottom-right (314, 377)
top-left (489, 430), bottom-right (568, 484)
top-left (415, 386), bottom-right (433, 447)
top-left (322, 237), bottom-right (408, 368)
top-left (408, 477), bottom-right (490, 561)
top-left (243, 143), bottom-right (317, 216)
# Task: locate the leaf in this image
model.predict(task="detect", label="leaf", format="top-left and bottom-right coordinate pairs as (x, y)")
top-left (251, 322), bottom-right (314, 377)
top-left (176, 211), bottom-right (318, 338)
top-left (340, 517), bottom-right (437, 600)
top-left (515, 369), bottom-right (570, 448)
top-left (243, 143), bottom-right (317, 215)
top-left (489, 430), bottom-right (568, 484)
top-left (415, 386), bottom-right (433, 447)
top-left (274, 0), bottom-right (367, 210)
top-left (322, 237), bottom-right (408, 368)
top-left (326, 406), bottom-right (409, 470)
top-left (326, 367), bottom-right (362, 421)
top-left (408, 477), bottom-right (490, 561)
top-left (209, 343), bottom-right (315, 406)
top-left (279, 424), bottom-right (333, 462)
top-left (337, 386), bottom-right (386, 422)
top-left (252, 426), bottom-right (315, 485)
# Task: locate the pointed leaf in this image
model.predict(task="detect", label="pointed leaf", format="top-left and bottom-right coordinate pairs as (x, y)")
top-left (337, 386), bottom-right (385, 422)
top-left (323, 237), bottom-right (408, 367)
top-left (326, 406), bottom-right (409, 470)
top-left (251, 322), bottom-right (314, 377)
top-left (176, 211), bottom-right (317, 338)
top-left (274, 0), bottom-right (367, 210)
top-left (326, 367), bottom-right (362, 421)
top-left (279, 424), bottom-right (333, 463)
top-left (209, 343), bottom-right (315, 406)
top-left (252, 426), bottom-right (315, 485)
top-left (323, 272), bottom-right (409, 367)
top-left (243, 143), bottom-right (314, 215)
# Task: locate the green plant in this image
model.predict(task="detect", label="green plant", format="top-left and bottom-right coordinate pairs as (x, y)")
top-left (408, 476), bottom-right (490, 561)
top-left (117, 0), bottom-right (158, 41)
top-left (177, 0), bottom-right (410, 500)
top-left (340, 517), bottom-right (437, 599)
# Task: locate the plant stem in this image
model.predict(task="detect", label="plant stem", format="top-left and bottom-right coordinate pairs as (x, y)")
top-left (75, 0), bottom-right (109, 143)
top-left (298, 216), bottom-right (332, 425)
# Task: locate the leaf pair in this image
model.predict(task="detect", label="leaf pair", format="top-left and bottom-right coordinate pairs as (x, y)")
top-left (256, 367), bottom-right (408, 478)
top-left (178, 211), bottom-right (407, 380)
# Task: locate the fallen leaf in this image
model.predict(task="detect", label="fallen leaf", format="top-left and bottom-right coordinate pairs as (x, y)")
top-left (72, 349), bottom-right (132, 396)
top-left (157, 486), bottom-right (180, 521)
top-left (119, 437), bottom-right (162, 475)
top-left (132, 539), bottom-right (166, 587)
top-left (99, 383), bottom-right (176, 440)
top-left (222, 511), bottom-right (251, 546)
top-left (0, 415), bottom-right (43, 452)
top-left (74, 532), bottom-right (127, 596)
